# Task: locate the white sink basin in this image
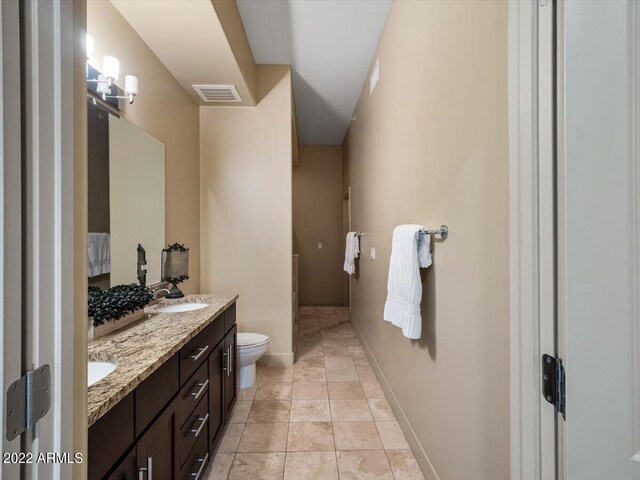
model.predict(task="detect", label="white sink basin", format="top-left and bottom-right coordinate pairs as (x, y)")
top-left (88, 361), bottom-right (116, 387)
top-left (157, 303), bottom-right (209, 313)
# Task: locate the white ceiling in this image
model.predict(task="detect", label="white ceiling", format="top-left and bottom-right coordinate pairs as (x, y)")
top-left (237, 0), bottom-right (393, 145)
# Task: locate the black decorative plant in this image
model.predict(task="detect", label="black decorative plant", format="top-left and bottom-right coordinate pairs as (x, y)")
top-left (88, 284), bottom-right (153, 327)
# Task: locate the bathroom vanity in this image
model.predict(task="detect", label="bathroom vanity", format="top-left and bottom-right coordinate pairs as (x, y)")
top-left (87, 294), bottom-right (238, 480)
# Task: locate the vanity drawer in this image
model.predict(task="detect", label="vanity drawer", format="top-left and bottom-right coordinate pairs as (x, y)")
top-left (135, 354), bottom-right (179, 436)
top-left (177, 361), bottom-right (209, 428)
top-left (180, 428), bottom-right (210, 480)
top-left (179, 318), bottom-right (224, 385)
top-left (224, 302), bottom-right (236, 332)
top-left (179, 392), bottom-right (209, 468)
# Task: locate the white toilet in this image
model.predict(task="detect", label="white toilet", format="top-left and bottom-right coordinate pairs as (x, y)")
top-left (236, 332), bottom-right (269, 389)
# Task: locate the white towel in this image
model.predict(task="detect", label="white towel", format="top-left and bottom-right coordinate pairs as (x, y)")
top-left (87, 232), bottom-right (111, 277)
top-left (383, 225), bottom-right (432, 339)
top-left (343, 232), bottom-right (360, 275)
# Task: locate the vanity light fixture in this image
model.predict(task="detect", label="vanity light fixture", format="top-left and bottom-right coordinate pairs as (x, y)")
top-left (86, 34), bottom-right (139, 104)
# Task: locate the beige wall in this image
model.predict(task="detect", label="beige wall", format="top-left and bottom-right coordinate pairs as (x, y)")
top-left (200, 65), bottom-right (293, 364)
top-left (342, 1), bottom-right (510, 479)
top-left (87, 0), bottom-right (200, 293)
top-left (293, 145), bottom-right (343, 305)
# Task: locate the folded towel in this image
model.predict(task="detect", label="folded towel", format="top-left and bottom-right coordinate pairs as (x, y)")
top-left (383, 225), bottom-right (432, 339)
top-left (343, 232), bottom-right (360, 275)
top-left (87, 232), bottom-right (110, 277)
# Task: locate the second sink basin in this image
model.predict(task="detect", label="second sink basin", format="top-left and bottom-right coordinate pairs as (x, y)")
top-left (157, 303), bottom-right (209, 313)
top-left (88, 361), bottom-right (116, 387)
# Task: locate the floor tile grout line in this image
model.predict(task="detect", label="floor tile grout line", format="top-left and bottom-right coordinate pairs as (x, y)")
top-left (302, 310), bottom-right (342, 478)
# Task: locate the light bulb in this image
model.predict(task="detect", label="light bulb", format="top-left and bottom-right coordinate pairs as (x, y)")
top-left (124, 75), bottom-right (139, 95)
top-left (103, 56), bottom-right (119, 81)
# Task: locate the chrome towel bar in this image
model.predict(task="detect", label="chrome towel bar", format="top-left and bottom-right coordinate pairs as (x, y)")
top-left (355, 225), bottom-right (449, 241)
top-left (421, 224), bottom-right (448, 240)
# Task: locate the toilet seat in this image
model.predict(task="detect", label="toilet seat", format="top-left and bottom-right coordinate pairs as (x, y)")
top-left (237, 332), bottom-right (269, 349)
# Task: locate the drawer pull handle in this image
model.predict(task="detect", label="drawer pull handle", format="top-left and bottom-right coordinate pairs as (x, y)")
top-left (138, 456), bottom-right (152, 480)
top-left (189, 345), bottom-right (209, 362)
top-left (189, 453), bottom-right (209, 480)
top-left (190, 379), bottom-right (209, 401)
top-left (223, 348), bottom-right (229, 375)
top-left (190, 413), bottom-right (209, 438)
top-left (224, 345), bottom-right (233, 377)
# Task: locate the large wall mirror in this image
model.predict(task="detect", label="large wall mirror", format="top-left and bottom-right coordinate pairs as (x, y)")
top-left (88, 101), bottom-right (165, 288)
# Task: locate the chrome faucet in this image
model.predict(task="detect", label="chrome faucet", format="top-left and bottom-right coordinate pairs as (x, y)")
top-left (152, 288), bottom-right (171, 300)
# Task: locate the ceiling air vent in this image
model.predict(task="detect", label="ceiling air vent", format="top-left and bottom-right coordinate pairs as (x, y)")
top-left (192, 84), bottom-right (242, 103)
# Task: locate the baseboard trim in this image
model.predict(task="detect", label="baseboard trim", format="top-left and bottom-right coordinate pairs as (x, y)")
top-left (351, 315), bottom-right (440, 480)
top-left (260, 352), bottom-right (294, 367)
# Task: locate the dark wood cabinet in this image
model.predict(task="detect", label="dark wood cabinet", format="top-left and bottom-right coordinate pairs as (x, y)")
top-left (88, 393), bottom-right (134, 480)
top-left (177, 362), bottom-right (209, 429)
top-left (136, 402), bottom-right (176, 480)
top-left (104, 448), bottom-right (136, 480)
top-left (208, 341), bottom-right (224, 448)
top-left (223, 325), bottom-right (237, 418)
top-left (180, 427), bottom-right (210, 480)
top-left (136, 354), bottom-right (179, 436)
top-left (178, 392), bottom-right (208, 468)
top-left (89, 301), bottom-right (237, 480)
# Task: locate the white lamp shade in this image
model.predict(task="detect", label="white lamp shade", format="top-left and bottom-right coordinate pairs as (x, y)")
top-left (103, 56), bottom-right (119, 80)
top-left (124, 75), bottom-right (139, 95)
top-left (86, 34), bottom-right (94, 60)
top-left (96, 74), bottom-right (110, 95)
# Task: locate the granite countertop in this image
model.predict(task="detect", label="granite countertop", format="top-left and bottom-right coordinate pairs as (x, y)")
top-left (87, 293), bottom-right (238, 427)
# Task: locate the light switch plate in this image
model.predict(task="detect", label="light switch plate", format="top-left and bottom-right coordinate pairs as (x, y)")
top-left (318, 242), bottom-right (323, 250)
top-left (370, 247), bottom-right (376, 260)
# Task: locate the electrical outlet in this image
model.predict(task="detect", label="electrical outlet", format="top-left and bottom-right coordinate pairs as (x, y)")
top-left (370, 247), bottom-right (376, 260)
top-left (318, 242), bottom-right (323, 250)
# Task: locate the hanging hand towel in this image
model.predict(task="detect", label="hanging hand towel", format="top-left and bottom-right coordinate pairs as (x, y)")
top-left (343, 232), bottom-right (360, 275)
top-left (383, 225), bottom-right (432, 339)
top-left (87, 232), bottom-right (111, 277)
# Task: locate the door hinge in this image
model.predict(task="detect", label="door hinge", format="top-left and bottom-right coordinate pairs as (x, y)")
top-left (5, 365), bottom-right (51, 441)
top-left (542, 354), bottom-right (565, 419)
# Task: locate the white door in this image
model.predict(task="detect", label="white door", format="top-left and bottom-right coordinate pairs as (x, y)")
top-left (1, 1), bottom-right (24, 478)
top-left (556, 0), bottom-right (640, 478)
top-left (0, 1), bottom-right (79, 478)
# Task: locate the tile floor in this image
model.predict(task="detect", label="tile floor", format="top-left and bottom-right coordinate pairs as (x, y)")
top-left (203, 306), bottom-right (425, 480)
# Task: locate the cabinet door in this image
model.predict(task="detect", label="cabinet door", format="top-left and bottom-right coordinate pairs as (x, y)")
top-left (105, 448), bottom-right (136, 480)
top-left (208, 341), bottom-right (224, 448)
top-left (223, 325), bottom-right (237, 418)
top-left (88, 393), bottom-right (134, 480)
top-left (136, 403), bottom-right (176, 480)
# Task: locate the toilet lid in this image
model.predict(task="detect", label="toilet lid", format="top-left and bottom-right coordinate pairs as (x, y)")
top-left (237, 332), bottom-right (269, 347)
